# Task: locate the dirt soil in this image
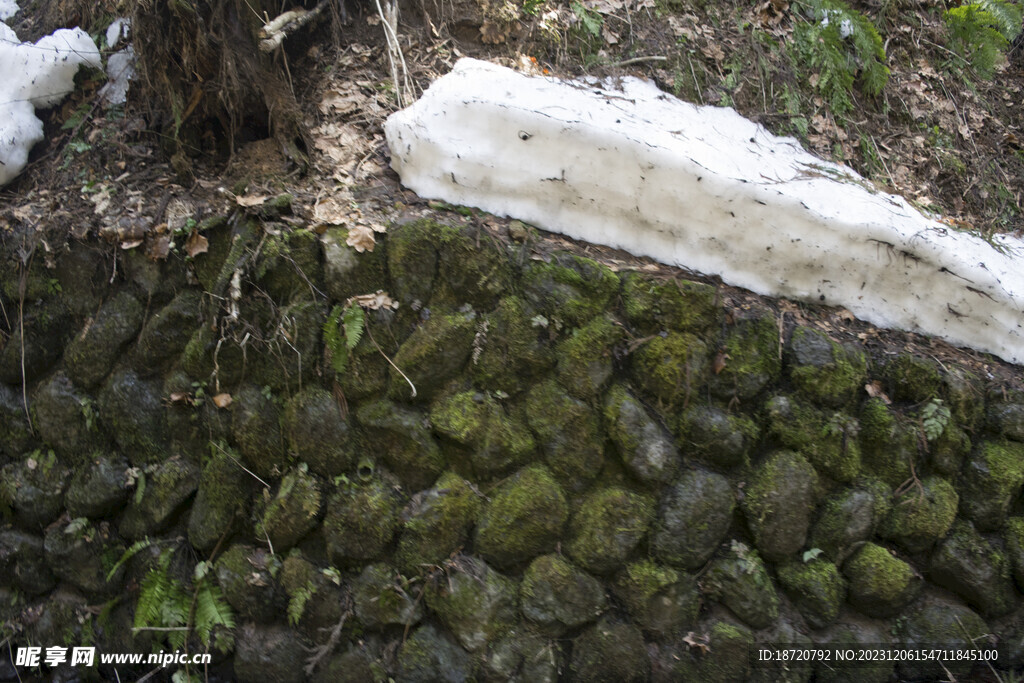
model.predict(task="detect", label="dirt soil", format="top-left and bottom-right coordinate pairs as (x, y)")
top-left (1, 0), bottom-right (1023, 386)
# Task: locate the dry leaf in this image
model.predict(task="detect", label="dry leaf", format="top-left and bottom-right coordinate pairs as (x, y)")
top-left (349, 290), bottom-right (399, 310)
top-left (212, 393), bottom-right (233, 408)
top-left (169, 392), bottom-right (189, 403)
top-left (682, 631), bottom-right (711, 655)
top-left (864, 380), bottom-right (891, 404)
top-left (120, 239), bottom-right (143, 250)
top-left (146, 234), bottom-right (172, 261)
top-left (236, 193), bottom-right (269, 208)
top-left (314, 197), bottom-right (351, 225)
top-left (346, 224), bottom-right (377, 252)
top-left (713, 351), bottom-right (730, 374)
top-left (185, 231), bottom-right (209, 257)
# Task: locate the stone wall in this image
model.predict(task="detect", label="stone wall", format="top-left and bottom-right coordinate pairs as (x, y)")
top-left (2, 200), bottom-right (1024, 681)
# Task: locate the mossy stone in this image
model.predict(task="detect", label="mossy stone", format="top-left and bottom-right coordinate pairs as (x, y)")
top-left (65, 453), bottom-right (129, 519)
top-left (958, 440), bottom-right (1024, 531)
top-left (567, 487), bottom-right (654, 575)
top-left (181, 323), bottom-right (246, 387)
top-left (429, 390), bottom-right (535, 480)
top-left (858, 397), bottom-right (916, 487)
top-left (815, 621), bottom-right (892, 683)
top-left (749, 620), bottom-right (815, 683)
top-left (133, 290), bottom-right (203, 374)
top-left (279, 551), bottom-right (346, 639)
top-left (521, 252), bottom-right (620, 328)
top-left (256, 228), bottom-right (324, 302)
top-left (520, 554), bottom-right (607, 635)
top-left (120, 456), bottom-right (200, 540)
top-left (809, 480), bottom-right (891, 563)
top-left (43, 519), bottom-right (124, 598)
top-left (666, 620), bottom-right (753, 683)
top-left (311, 651), bottom-right (376, 683)
top-left (483, 632), bottom-right (560, 683)
top-left (631, 331), bottom-right (709, 412)
top-left (0, 383), bottom-right (33, 460)
top-left (604, 384), bottom-right (680, 486)
top-left (322, 226), bottom-right (387, 302)
top-left (555, 315), bottom-right (624, 401)
top-left (432, 222), bottom-right (514, 310)
top-left (524, 379), bottom-right (604, 494)
top-left (929, 519), bottom-right (1017, 617)
top-left (945, 366), bottom-right (984, 430)
top-left (881, 355), bottom-right (943, 404)
top-left (335, 310), bottom-right (394, 401)
top-left (323, 477), bottom-right (402, 565)
top-left (215, 544), bottom-right (286, 622)
top-left (260, 465), bottom-right (322, 551)
top-left (390, 311), bottom-right (476, 402)
top-left (396, 623), bottom-right (473, 683)
top-left (895, 598), bottom-right (989, 681)
top-left (677, 404), bottom-right (758, 470)
top-left (475, 465), bottom-right (567, 568)
top-left (472, 296), bottom-right (553, 395)
top-left (0, 529), bottom-right (56, 596)
top-left (764, 395), bottom-right (861, 483)
top-left (394, 471), bottom-right (482, 574)
top-left (353, 562), bottom-right (423, 628)
top-left (0, 452), bottom-right (69, 531)
top-left (652, 468), bottom-right (735, 570)
top-left (613, 559), bottom-right (700, 635)
top-left (387, 218), bottom-right (442, 306)
top-left (841, 542), bottom-right (920, 617)
top-left (929, 420), bottom-right (971, 476)
top-left (742, 450), bottom-right (819, 560)
top-left (32, 372), bottom-right (107, 467)
top-left (776, 559), bottom-right (845, 629)
top-left (707, 311), bottom-right (781, 401)
top-left (786, 327), bottom-right (866, 408)
top-left (0, 300), bottom-right (72, 384)
top-left (621, 272), bottom-right (719, 335)
top-left (98, 368), bottom-right (170, 466)
top-left (425, 555), bottom-right (518, 652)
top-left (987, 401), bottom-right (1024, 442)
top-left (231, 384), bottom-right (286, 480)
top-left (878, 475), bottom-right (957, 553)
top-left (282, 387), bottom-right (355, 478)
top-left (234, 623), bottom-right (306, 683)
top-left (247, 298), bottom-right (325, 392)
top-left (703, 541), bottom-right (780, 629)
top-left (357, 399), bottom-right (445, 492)
top-left (188, 444), bottom-right (254, 553)
top-left (64, 291), bottom-right (144, 388)
top-left (1006, 517), bottom-right (1024, 591)
top-left (570, 617), bottom-right (649, 683)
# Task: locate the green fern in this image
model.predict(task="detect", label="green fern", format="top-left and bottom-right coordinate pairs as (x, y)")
top-left (323, 303), bottom-right (366, 374)
top-left (945, 0), bottom-right (1023, 78)
top-left (287, 581), bottom-right (316, 626)
top-left (920, 397), bottom-right (952, 442)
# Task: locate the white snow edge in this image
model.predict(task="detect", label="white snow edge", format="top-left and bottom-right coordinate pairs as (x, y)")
top-left (384, 58), bottom-right (1024, 365)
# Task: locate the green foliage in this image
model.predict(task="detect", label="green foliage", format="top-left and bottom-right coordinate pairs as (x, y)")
top-left (287, 581), bottom-right (316, 626)
top-left (803, 547), bottom-right (825, 563)
top-left (920, 397), bottom-right (951, 442)
top-left (945, 0), bottom-right (1023, 78)
top-left (571, 1), bottom-right (604, 39)
top-left (323, 303), bottom-right (365, 374)
top-left (793, 0), bottom-right (889, 117)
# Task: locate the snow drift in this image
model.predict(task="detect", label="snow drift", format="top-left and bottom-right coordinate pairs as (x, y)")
top-left (384, 58), bottom-right (1024, 365)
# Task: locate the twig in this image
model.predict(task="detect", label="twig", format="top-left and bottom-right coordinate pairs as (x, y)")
top-left (607, 55), bottom-right (666, 67)
top-left (364, 322), bottom-right (417, 398)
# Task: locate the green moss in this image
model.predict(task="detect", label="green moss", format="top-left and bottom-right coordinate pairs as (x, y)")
top-left (525, 379), bottom-right (604, 493)
top-left (386, 218), bottom-right (441, 306)
top-left (476, 465), bottom-right (568, 568)
top-left (356, 399), bottom-right (446, 492)
top-left (703, 541), bottom-right (780, 629)
top-left (742, 450), bottom-right (819, 560)
top-left (613, 559), bottom-right (700, 635)
top-left (260, 466), bottom-right (323, 552)
top-left (424, 556), bottom-right (518, 652)
top-left (788, 327), bottom-right (867, 407)
top-left (776, 559), bottom-right (845, 628)
top-left (429, 390), bottom-right (535, 480)
top-left (878, 475), bottom-right (957, 553)
top-left (859, 398), bottom-right (915, 487)
top-left (620, 272), bottom-right (719, 335)
top-left (188, 444), bottom-right (254, 552)
top-left (931, 520), bottom-right (1017, 617)
top-left (521, 252), bottom-right (620, 328)
top-left (389, 311), bottom-right (476, 402)
top-left (809, 479), bottom-right (891, 562)
top-left (322, 478), bottom-right (402, 565)
top-left (709, 313), bottom-right (781, 401)
top-left (960, 440), bottom-right (1024, 531)
top-left (882, 355), bottom-right (943, 404)
top-left (472, 296), bottom-right (553, 395)
top-left (567, 487), bottom-right (655, 575)
top-left (395, 472), bottom-right (481, 574)
top-left (842, 542), bottom-right (920, 616)
top-left (764, 395), bottom-right (861, 483)
top-left (631, 331), bottom-right (709, 411)
top-left (555, 315), bottom-right (624, 400)
top-left (520, 554), bottom-right (607, 635)
top-left (431, 222), bottom-right (515, 310)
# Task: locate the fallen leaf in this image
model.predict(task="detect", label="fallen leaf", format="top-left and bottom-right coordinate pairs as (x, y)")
top-left (185, 231), bottom-right (209, 257)
top-left (713, 351), bottom-right (730, 374)
top-left (864, 380), bottom-right (891, 404)
top-left (349, 290), bottom-right (399, 310)
top-left (314, 196), bottom-right (352, 225)
top-left (236, 193), bottom-right (269, 208)
top-left (120, 239), bottom-right (143, 250)
top-left (169, 392), bottom-right (190, 403)
top-left (346, 224), bottom-right (376, 252)
top-left (682, 631), bottom-right (711, 655)
top-left (212, 393), bottom-right (233, 408)
top-left (146, 234), bottom-right (171, 260)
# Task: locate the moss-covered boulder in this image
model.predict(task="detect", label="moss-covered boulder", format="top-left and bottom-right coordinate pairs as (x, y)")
top-left (282, 387), bottom-right (355, 478)
top-left (521, 252), bottom-right (619, 328)
top-left (809, 480), bottom-right (891, 563)
top-left (786, 327), bottom-right (866, 408)
top-left (776, 559), bottom-right (845, 629)
top-left (389, 311), bottom-right (476, 402)
top-left (707, 312), bottom-right (781, 401)
top-left (246, 299), bottom-right (324, 392)
top-left (231, 384), bottom-right (286, 479)
top-left (631, 331), bottom-right (709, 412)
top-left (188, 444), bottom-right (254, 552)
top-left (352, 562), bottom-right (423, 628)
top-left (279, 551), bottom-right (346, 640)
top-left (881, 354), bottom-right (943, 404)
top-left (988, 400), bottom-right (1024, 442)
top-left (98, 368), bottom-right (170, 465)
top-left (703, 541), bottom-right (780, 629)
top-left (259, 465), bottom-right (322, 551)
top-left (322, 226), bottom-right (387, 302)
top-left (842, 542), bottom-right (920, 617)
top-left (394, 472), bottom-right (482, 574)
top-left (928, 418), bottom-right (971, 477)
top-left (895, 598), bottom-right (989, 681)
top-left (750, 620), bottom-right (815, 683)
top-left (554, 315), bottom-right (624, 401)
top-left (475, 465), bottom-right (568, 568)
top-left (652, 468), bottom-right (735, 570)
top-left (43, 518), bottom-right (124, 597)
top-left (432, 223), bottom-right (515, 311)
top-left (396, 623), bottom-right (473, 683)
top-left (878, 475), bottom-right (957, 553)
top-left (604, 384), bottom-right (680, 486)
top-left (0, 451), bottom-right (68, 530)
top-left (356, 399), bottom-right (446, 493)
top-left (814, 621), bottom-right (892, 683)
top-left (930, 519), bottom-right (1017, 617)
top-left (858, 397), bottom-right (916, 487)
top-left (621, 272), bottom-right (719, 335)
top-left (215, 544), bottom-right (287, 622)
top-left (234, 623), bottom-right (307, 683)
top-left (133, 290), bottom-right (202, 373)
top-left (64, 290), bottom-right (143, 388)
top-left (430, 390), bottom-right (535, 480)
top-left (181, 323), bottom-right (247, 387)
top-left (323, 477), bottom-right (402, 565)
top-left (676, 404), bottom-right (758, 470)
top-left (425, 555), bottom-right (518, 652)
top-left (1006, 517), bottom-right (1024, 591)
top-left (257, 227), bottom-right (324, 303)
top-left (613, 559), bottom-right (700, 635)
top-left (311, 651), bottom-right (377, 683)
top-left (958, 440), bottom-right (1024, 531)
top-left (65, 453), bottom-right (129, 519)
top-left (567, 487), bottom-right (654, 575)
top-left (119, 456), bottom-right (200, 540)
top-left (482, 632), bottom-right (560, 683)
top-left (472, 296), bottom-right (553, 395)
top-left (524, 379), bottom-right (604, 494)
top-left (0, 383), bottom-right (33, 459)
top-left (663, 620), bottom-right (753, 683)
top-left (0, 529), bottom-right (57, 595)
top-left (570, 617), bottom-right (649, 683)
top-left (742, 450), bottom-right (819, 560)
top-left (32, 372), bottom-right (106, 465)
top-left (764, 395), bottom-right (861, 483)
top-left (386, 218), bottom-right (440, 307)
top-left (0, 300), bottom-right (72, 384)
top-left (520, 554), bottom-right (607, 635)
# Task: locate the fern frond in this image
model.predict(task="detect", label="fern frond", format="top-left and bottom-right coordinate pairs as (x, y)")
top-left (323, 305), bottom-right (350, 374)
top-left (342, 304), bottom-right (365, 351)
top-left (107, 538), bottom-right (155, 582)
top-left (946, 0), bottom-right (1021, 78)
top-left (193, 580), bottom-right (236, 647)
top-left (978, 0), bottom-right (1024, 39)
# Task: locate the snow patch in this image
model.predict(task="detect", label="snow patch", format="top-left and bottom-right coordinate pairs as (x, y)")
top-left (384, 58), bottom-right (1024, 365)
top-left (0, 0), bottom-right (17, 21)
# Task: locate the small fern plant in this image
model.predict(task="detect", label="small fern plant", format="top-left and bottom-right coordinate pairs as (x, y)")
top-left (793, 0), bottom-right (890, 117)
top-left (945, 0), bottom-right (1023, 79)
top-left (323, 302), bottom-right (365, 374)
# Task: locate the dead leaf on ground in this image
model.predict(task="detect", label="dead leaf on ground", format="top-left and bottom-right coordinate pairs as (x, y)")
top-left (314, 196), bottom-right (353, 225)
top-left (346, 224), bottom-right (377, 252)
top-left (185, 231), bottom-right (209, 257)
top-left (236, 193), bottom-right (269, 208)
top-left (212, 393), bottom-right (233, 408)
top-left (349, 290), bottom-right (399, 310)
top-left (864, 380), bottom-right (891, 404)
